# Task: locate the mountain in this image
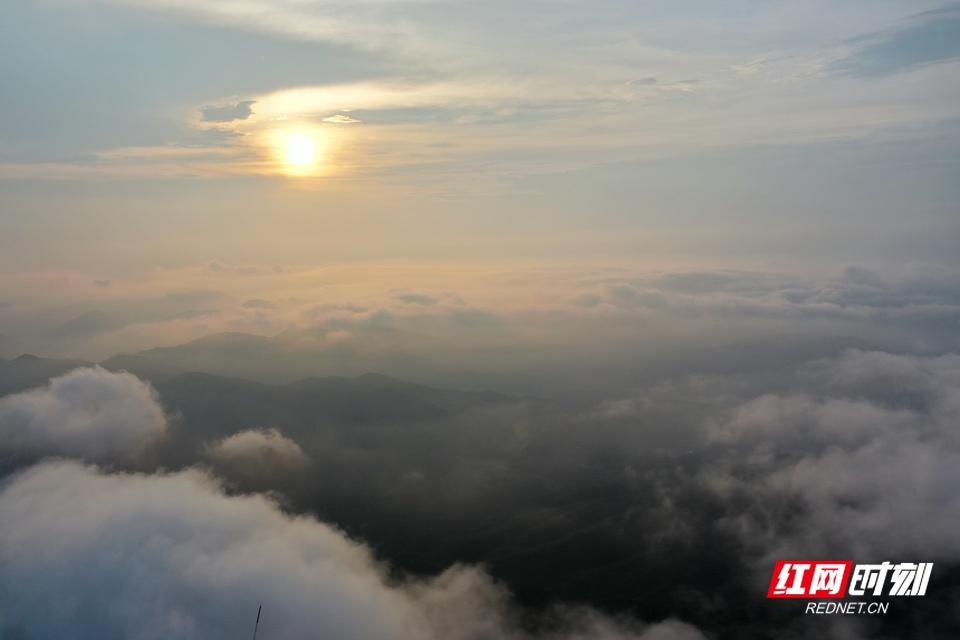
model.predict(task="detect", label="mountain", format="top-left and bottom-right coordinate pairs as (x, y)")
top-left (0, 348), bottom-right (509, 423)
top-left (151, 370), bottom-right (509, 445)
top-left (100, 332), bottom-right (279, 382)
top-left (0, 354), bottom-right (92, 396)
top-left (0, 350), bottom-right (510, 432)
top-left (98, 327), bottom-right (513, 392)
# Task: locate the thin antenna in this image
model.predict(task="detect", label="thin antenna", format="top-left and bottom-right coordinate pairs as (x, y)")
top-left (252, 605), bottom-right (262, 640)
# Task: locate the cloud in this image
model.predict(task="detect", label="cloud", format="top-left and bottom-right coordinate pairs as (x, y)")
top-left (250, 81), bottom-right (513, 122)
top-left (0, 367), bottom-right (167, 461)
top-left (18, 266), bottom-right (935, 397)
top-left (708, 349), bottom-right (960, 560)
top-left (395, 292), bottom-right (439, 306)
top-left (200, 100), bottom-right (256, 123)
top-left (206, 427), bottom-right (309, 470)
top-left (0, 460), bottom-right (704, 640)
top-left (323, 114), bottom-right (362, 124)
top-left (832, 5), bottom-right (960, 77)
top-left (3, 264), bottom-right (959, 397)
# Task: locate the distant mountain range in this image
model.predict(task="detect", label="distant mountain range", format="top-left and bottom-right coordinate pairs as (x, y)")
top-left (0, 326), bottom-right (510, 400)
top-left (0, 353), bottom-right (93, 396)
top-left (0, 348), bottom-right (514, 458)
top-left (100, 332), bottom-right (283, 382)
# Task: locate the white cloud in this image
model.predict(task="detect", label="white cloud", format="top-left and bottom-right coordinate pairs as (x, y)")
top-left (323, 114), bottom-right (362, 124)
top-left (0, 460), bottom-right (704, 640)
top-left (206, 427), bottom-right (310, 469)
top-left (0, 367), bottom-right (167, 461)
top-left (710, 350), bottom-right (960, 559)
top-left (251, 81), bottom-right (509, 119)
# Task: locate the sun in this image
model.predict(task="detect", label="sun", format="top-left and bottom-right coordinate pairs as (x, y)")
top-left (267, 126), bottom-right (334, 177)
top-left (284, 132), bottom-right (317, 166)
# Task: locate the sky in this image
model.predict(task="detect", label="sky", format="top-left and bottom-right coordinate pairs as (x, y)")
top-left (1, 0), bottom-right (959, 279)
top-left (2, 0), bottom-right (959, 362)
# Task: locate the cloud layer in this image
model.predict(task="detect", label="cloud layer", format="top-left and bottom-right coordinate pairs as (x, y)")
top-left (0, 366), bottom-right (166, 461)
top-left (0, 460), bottom-right (703, 640)
top-left (708, 349), bottom-right (960, 561)
top-left (0, 271), bottom-right (958, 638)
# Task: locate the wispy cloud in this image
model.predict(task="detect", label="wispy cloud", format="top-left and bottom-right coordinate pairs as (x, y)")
top-left (833, 4), bottom-right (960, 76)
top-left (322, 114), bottom-right (362, 124)
top-left (201, 100), bottom-right (257, 122)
